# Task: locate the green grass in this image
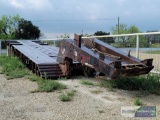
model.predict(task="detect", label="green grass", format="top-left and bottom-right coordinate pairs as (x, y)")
top-left (59, 94), bottom-right (72, 102)
top-left (150, 43), bottom-right (160, 48)
top-left (0, 56), bottom-right (29, 79)
top-left (29, 75), bottom-right (67, 92)
top-left (100, 74), bottom-right (160, 95)
top-left (134, 97), bottom-right (142, 106)
top-left (0, 56), bottom-right (67, 93)
top-left (28, 75), bottom-right (38, 82)
top-left (0, 53), bottom-right (7, 56)
top-left (59, 90), bottom-right (76, 102)
top-left (80, 80), bottom-right (95, 86)
top-left (145, 50), bottom-right (160, 54)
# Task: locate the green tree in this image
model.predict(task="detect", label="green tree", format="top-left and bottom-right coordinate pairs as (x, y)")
top-left (15, 19), bottom-right (40, 39)
top-left (145, 30), bottom-right (160, 44)
top-left (112, 23), bottom-right (128, 43)
top-left (112, 23), bottom-right (128, 35)
top-left (0, 15), bottom-right (20, 39)
top-left (112, 24), bottom-right (148, 47)
top-left (94, 31), bottom-right (114, 44)
top-left (0, 15), bottom-right (41, 40)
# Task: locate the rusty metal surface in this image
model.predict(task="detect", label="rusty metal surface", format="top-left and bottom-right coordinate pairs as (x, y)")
top-left (57, 34), bottom-right (154, 79)
top-left (92, 38), bottom-right (154, 76)
top-left (57, 38), bottom-right (121, 78)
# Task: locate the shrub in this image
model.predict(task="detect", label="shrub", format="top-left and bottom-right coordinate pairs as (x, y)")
top-left (33, 79), bottom-right (67, 92)
top-left (134, 97), bottom-right (142, 106)
top-left (59, 94), bottom-right (72, 102)
top-left (100, 74), bottom-right (160, 95)
top-left (0, 56), bottom-right (29, 78)
top-left (59, 90), bottom-right (76, 102)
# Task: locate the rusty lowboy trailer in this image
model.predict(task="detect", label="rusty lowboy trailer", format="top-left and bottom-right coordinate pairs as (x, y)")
top-left (57, 34), bottom-right (154, 79)
top-left (6, 34), bottom-right (154, 79)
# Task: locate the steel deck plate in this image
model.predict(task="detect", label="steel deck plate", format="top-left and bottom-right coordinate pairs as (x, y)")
top-left (13, 40), bottom-right (59, 64)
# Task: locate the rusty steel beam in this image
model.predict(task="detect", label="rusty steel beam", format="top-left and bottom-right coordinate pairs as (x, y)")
top-left (57, 35), bottom-right (121, 79)
top-left (57, 34), bottom-right (154, 79)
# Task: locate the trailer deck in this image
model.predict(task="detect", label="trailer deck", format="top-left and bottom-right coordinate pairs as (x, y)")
top-left (6, 40), bottom-right (64, 78)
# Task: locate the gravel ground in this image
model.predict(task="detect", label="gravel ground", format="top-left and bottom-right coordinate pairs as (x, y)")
top-left (0, 69), bottom-right (160, 120)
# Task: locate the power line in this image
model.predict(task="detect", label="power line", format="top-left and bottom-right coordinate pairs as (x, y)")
top-left (31, 18), bottom-right (117, 22)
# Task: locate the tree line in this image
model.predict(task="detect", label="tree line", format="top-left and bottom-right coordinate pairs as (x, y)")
top-left (0, 15), bottom-right (159, 48)
top-left (0, 15), bottom-right (40, 40)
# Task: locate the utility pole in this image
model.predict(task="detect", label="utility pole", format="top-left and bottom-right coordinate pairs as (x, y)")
top-left (118, 16), bottom-right (120, 42)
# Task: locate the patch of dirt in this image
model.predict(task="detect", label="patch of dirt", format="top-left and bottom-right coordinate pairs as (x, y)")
top-left (0, 70), bottom-right (160, 120)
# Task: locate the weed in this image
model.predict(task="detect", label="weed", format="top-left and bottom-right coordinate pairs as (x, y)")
top-left (0, 56), bottom-right (29, 79)
top-left (67, 90), bottom-right (77, 97)
top-left (34, 79), bottom-right (67, 92)
top-left (59, 90), bottom-right (76, 102)
top-left (80, 80), bottom-right (95, 86)
top-left (134, 97), bottom-right (142, 106)
top-left (59, 94), bottom-right (72, 102)
top-left (90, 90), bottom-right (102, 94)
top-left (58, 77), bottom-right (67, 80)
top-left (100, 74), bottom-right (160, 95)
top-left (98, 110), bottom-right (105, 114)
top-left (0, 56), bottom-right (67, 93)
top-left (28, 75), bottom-right (39, 82)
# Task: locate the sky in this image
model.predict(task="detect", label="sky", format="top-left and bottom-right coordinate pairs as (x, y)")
top-left (0, 0), bottom-right (160, 38)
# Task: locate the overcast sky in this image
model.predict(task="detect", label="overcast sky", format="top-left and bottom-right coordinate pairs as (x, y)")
top-left (0, 0), bottom-right (160, 38)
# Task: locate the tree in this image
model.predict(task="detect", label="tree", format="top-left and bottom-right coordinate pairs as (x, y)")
top-left (15, 19), bottom-right (40, 39)
top-left (0, 15), bottom-right (41, 40)
top-left (56, 33), bottom-right (70, 38)
top-left (112, 23), bottom-right (128, 35)
top-left (145, 30), bottom-right (160, 44)
top-left (0, 15), bottom-right (20, 39)
top-left (94, 31), bottom-right (114, 44)
top-left (112, 24), bottom-right (148, 47)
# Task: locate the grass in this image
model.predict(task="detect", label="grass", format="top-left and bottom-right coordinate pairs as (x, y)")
top-left (134, 97), bottom-right (142, 106)
top-left (145, 50), bottom-right (160, 54)
top-left (98, 110), bottom-right (105, 114)
top-left (0, 56), bottom-right (29, 79)
top-left (57, 77), bottom-right (67, 80)
top-left (0, 55), bottom-right (67, 92)
top-left (80, 80), bottom-right (95, 86)
top-left (90, 90), bottom-right (102, 94)
top-left (100, 74), bottom-right (160, 95)
top-left (59, 94), bottom-right (72, 102)
top-left (150, 43), bottom-right (160, 48)
top-left (59, 90), bottom-right (77, 102)
top-left (28, 75), bottom-right (67, 92)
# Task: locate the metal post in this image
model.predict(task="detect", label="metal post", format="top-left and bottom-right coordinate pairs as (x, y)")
top-left (54, 40), bottom-right (55, 46)
top-left (7, 46), bottom-right (9, 56)
top-left (118, 17), bottom-right (120, 42)
top-left (136, 35), bottom-right (139, 58)
top-left (0, 40), bottom-right (1, 55)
